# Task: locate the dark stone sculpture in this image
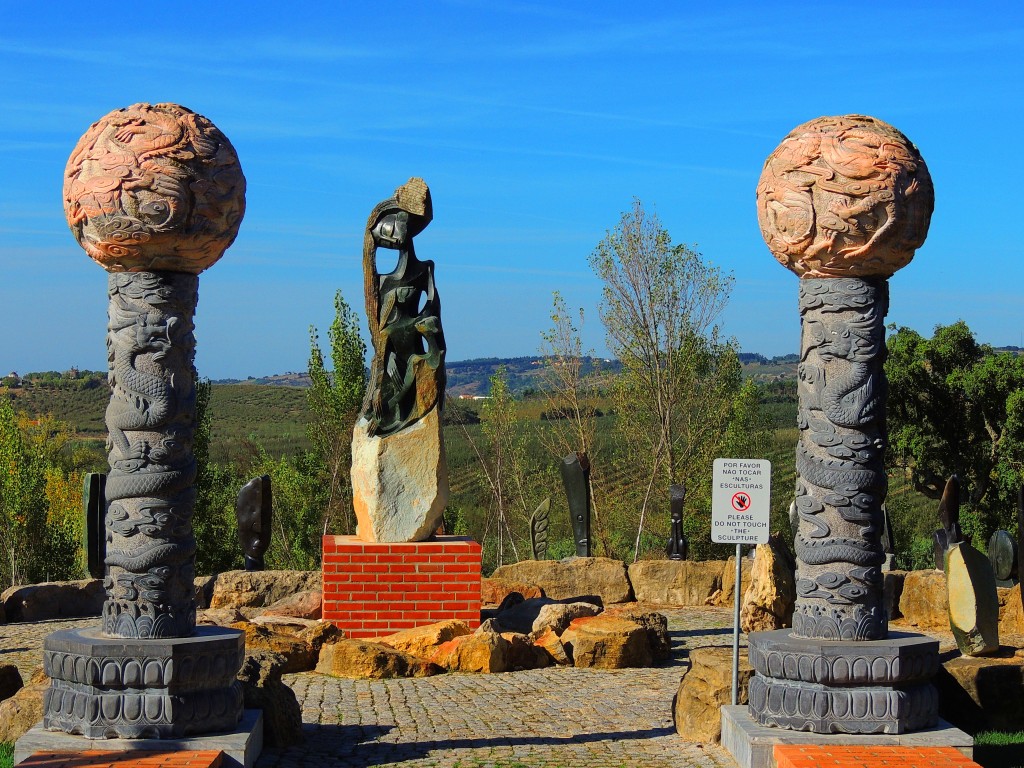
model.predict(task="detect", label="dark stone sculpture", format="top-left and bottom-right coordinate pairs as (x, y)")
top-left (1018, 486), bottom-right (1024, 612)
top-left (360, 177), bottom-right (445, 438)
top-left (530, 498), bottom-right (550, 561)
top-left (987, 530), bottom-right (1017, 586)
top-left (236, 475), bottom-right (272, 571)
top-left (45, 102), bottom-right (246, 740)
top-left (748, 115), bottom-right (938, 734)
top-left (933, 476), bottom-right (964, 570)
top-left (83, 473), bottom-right (106, 580)
top-left (666, 483), bottom-right (688, 561)
top-left (560, 452), bottom-right (591, 557)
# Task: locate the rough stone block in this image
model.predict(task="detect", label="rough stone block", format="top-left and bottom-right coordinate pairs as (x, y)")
top-left (627, 559), bottom-right (724, 605)
top-left (491, 557), bottom-right (633, 604)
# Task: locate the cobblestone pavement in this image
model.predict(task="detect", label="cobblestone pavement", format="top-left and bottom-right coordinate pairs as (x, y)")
top-left (0, 607), bottom-right (952, 768)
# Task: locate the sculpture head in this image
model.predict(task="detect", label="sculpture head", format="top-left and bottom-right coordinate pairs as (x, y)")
top-left (64, 102), bottom-right (245, 273)
top-left (367, 177), bottom-right (433, 250)
top-left (756, 115), bottom-right (933, 278)
top-left (235, 475), bottom-right (272, 570)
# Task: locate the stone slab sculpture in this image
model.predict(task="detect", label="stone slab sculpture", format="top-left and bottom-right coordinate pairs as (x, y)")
top-left (350, 178), bottom-right (448, 543)
top-left (987, 529), bottom-right (1017, 586)
top-left (945, 541), bottom-right (999, 656)
top-left (748, 115), bottom-right (939, 734)
top-left (933, 476), bottom-right (964, 570)
top-left (560, 452), bottom-right (591, 557)
top-left (236, 475), bottom-right (272, 571)
top-left (666, 483), bottom-right (688, 561)
top-left (83, 473), bottom-right (106, 580)
top-left (43, 103), bottom-right (246, 738)
top-left (530, 498), bottom-right (550, 560)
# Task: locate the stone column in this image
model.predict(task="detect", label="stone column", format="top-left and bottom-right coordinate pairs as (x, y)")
top-left (42, 102), bottom-right (247, 738)
top-left (747, 115), bottom-right (939, 734)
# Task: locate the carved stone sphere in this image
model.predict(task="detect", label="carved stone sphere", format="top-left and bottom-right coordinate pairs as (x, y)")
top-left (64, 103), bottom-right (246, 274)
top-left (756, 115), bottom-right (933, 278)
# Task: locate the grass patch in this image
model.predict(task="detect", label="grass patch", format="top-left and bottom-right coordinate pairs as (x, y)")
top-left (0, 742), bottom-right (12, 768)
top-left (975, 731), bottom-right (1024, 768)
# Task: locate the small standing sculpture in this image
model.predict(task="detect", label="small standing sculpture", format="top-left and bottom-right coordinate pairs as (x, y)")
top-left (236, 475), bottom-right (272, 571)
top-left (83, 472), bottom-right (106, 580)
top-left (530, 498), bottom-right (550, 560)
top-left (560, 452), bottom-right (591, 557)
top-left (350, 178), bottom-right (450, 542)
top-left (933, 476), bottom-right (963, 570)
top-left (666, 483), bottom-right (688, 560)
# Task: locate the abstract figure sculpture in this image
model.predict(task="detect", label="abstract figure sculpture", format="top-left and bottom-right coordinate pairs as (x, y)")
top-left (350, 178), bottom-right (449, 542)
top-left (560, 452), bottom-right (591, 557)
top-left (666, 483), bottom-right (688, 561)
top-left (236, 475), bottom-right (273, 571)
top-left (749, 115), bottom-right (939, 734)
top-left (530, 498), bottom-right (551, 561)
top-left (43, 103), bottom-right (246, 738)
top-left (933, 476), bottom-right (964, 570)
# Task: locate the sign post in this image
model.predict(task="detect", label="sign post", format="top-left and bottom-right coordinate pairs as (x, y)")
top-left (712, 458), bottom-right (771, 705)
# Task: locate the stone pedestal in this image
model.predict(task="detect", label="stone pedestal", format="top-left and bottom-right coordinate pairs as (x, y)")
top-left (42, 626), bottom-right (244, 738)
top-left (747, 630), bottom-right (939, 733)
top-left (322, 535), bottom-right (481, 637)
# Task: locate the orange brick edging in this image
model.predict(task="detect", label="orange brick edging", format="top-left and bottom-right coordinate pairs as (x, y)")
top-left (19, 750), bottom-right (223, 768)
top-left (774, 745), bottom-right (978, 768)
top-left (322, 535), bottom-right (482, 638)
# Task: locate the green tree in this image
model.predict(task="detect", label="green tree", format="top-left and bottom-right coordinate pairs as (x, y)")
top-left (886, 320), bottom-right (1024, 539)
top-left (590, 200), bottom-right (760, 559)
top-left (308, 289), bottom-right (368, 536)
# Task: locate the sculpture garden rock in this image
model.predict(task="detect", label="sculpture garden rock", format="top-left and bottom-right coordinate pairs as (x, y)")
top-left (533, 628), bottom-right (571, 666)
top-left (603, 604), bottom-right (671, 661)
top-left (1, 579), bottom-right (104, 622)
top-left (316, 639), bottom-right (443, 679)
top-left (197, 607), bottom-right (245, 626)
top-left (209, 569), bottom-right (321, 610)
top-left (0, 667), bottom-right (48, 744)
top-left (530, 601), bottom-right (602, 636)
top-left (374, 619), bottom-right (471, 659)
top-left (230, 621), bottom-right (323, 674)
top-left (715, 556), bottom-right (753, 607)
top-left (627, 560), bottom-right (723, 606)
top-left (934, 651), bottom-right (1024, 733)
top-left (480, 578), bottom-right (544, 606)
top-left (352, 178), bottom-right (448, 543)
top-left (501, 632), bottom-right (552, 670)
top-left (430, 620), bottom-right (511, 673)
top-left (946, 542), bottom-right (1000, 656)
top-left (491, 557), bottom-right (633, 604)
top-left (261, 589), bottom-right (323, 620)
top-left (675, 646), bottom-right (753, 744)
top-left (897, 570), bottom-right (948, 628)
top-left (560, 615), bottom-right (652, 669)
top-left (237, 651), bottom-right (303, 747)
top-left (739, 533), bottom-right (795, 633)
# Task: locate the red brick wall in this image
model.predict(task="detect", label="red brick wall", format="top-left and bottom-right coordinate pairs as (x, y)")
top-left (322, 535), bottom-right (482, 638)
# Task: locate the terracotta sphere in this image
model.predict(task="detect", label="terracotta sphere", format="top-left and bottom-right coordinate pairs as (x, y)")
top-left (756, 115), bottom-right (933, 278)
top-left (64, 102), bottom-right (246, 274)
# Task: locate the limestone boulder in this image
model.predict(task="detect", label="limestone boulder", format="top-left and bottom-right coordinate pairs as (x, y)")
top-left (501, 632), bottom-right (552, 670)
top-left (231, 621), bottom-right (319, 674)
top-left (491, 557), bottom-right (633, 604)
top-left (198, 608), bottom-right (246, 626)
top-left (603, 604), bottom-right (671, 661)
top-left (480, 578), bottom-right (544, 606)
top-left (935, 650), bottom-right (1024, 733)
top-left (531, 601), bottom-right (602, 636)
top-left (533, 628), bottom-right (571, 666)
top-left (374, 620), bottom-right (471, 659)
top-left (998, 583), bottom-right (1024, 639)
top-left (0, 664), bottom-right (23, 702)
top-left (1, 579), bottom-right (104, 622)
top-left (492, 596), bottom-right (601, 635)
top-left (316, 639), bottom-right (443, 679)
top-left (351, 410), bottom-right (448, 543)
top-left (209, 570), bottom-right (321, 610)
top-left (237, 651), bottom-right (303, 747)
top-left (262, 589), bottom-right (322, 620)
top-left (714, 556), bottom-right (754, 607)
top-left (431, 620), bottom-right (511, 673)
top-left (740, 534), bottom-right (795, 633)
top-left (946, 542), bottom-right (1000, 656)
top-left (561, 615), bottom-right (652, 669)
top-left (674, 646), bottom-right (753, 743)
top-left (627, 560), bottom-right (724, 606)
top-left (0, 666), bottom-right (48, 743)
top-left (194, 574), bottom-right (218, 609)
top-left (897, 570), bottom-right (948, 629)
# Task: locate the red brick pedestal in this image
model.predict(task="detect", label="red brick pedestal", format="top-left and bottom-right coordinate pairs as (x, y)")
top-left (321, 535), bottom-right (482, 638)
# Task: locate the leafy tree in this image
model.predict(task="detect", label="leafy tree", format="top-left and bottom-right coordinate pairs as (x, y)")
top-left (886, 320), bottom-right (1024, 539)
top-left (308, 290), bottom-right (368, 536)
top-left (590, 200), bottom-right (761, 560)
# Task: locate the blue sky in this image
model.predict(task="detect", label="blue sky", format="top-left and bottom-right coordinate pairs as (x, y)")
top-left (2, 2), bottom-right (1022, 379)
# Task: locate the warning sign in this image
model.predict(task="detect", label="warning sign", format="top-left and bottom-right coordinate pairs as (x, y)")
top-left (711, 458), bottom-right (771, 544)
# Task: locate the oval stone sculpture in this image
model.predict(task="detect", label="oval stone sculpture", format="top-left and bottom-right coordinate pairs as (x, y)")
top-left (747, 115), bottom-right (939, 735)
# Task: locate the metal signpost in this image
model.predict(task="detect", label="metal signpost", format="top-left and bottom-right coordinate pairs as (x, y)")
top-left (711, 458), bottom-right (771, 704)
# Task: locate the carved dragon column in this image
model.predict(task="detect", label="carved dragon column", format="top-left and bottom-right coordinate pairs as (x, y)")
top-left (747, 115), bottom-right (939, 733)
top-left (41, 103), bottom-right (247, 739)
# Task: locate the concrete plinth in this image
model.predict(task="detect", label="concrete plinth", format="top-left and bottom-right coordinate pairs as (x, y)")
top-left (15, 708), bottom-right (263, 768)
top-left (721, 705), bottom-right (972, 768)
